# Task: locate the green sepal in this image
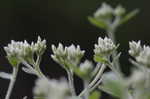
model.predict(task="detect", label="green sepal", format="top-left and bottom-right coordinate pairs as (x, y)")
top-left (94, 55), bottom-right (108, 64)
top-left (7, 56), bottom-right (20, 67)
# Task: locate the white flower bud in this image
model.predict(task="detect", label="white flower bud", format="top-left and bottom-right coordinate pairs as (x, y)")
top-left (66, 44), bottom-right (85, 64)
top-left (94, 3), bottom-right (113, 19)
top-left (114, 5), bottom-right (126, 16)
top-left (34, 36), bottom-right (47, 55)
top-left (94, 37), bottom-right (116, 56)
top-left (33, 78), bottom-right (71, 99)
top-left (136, 45), bottom-right (150, 66)
top-left (79, 60), bottom-right (93, 73)
top-left (129, 41), bottom-right (142, 57)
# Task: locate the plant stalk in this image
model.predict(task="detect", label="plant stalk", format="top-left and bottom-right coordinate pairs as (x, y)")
top-left (5, 66), bottom-right (19, 99)
top-left (79, 64), bottom-right (106, 97)
top-left (67, 70), bottom-right (76, 96)
top-left (107, 26), bottom-right (121, 74)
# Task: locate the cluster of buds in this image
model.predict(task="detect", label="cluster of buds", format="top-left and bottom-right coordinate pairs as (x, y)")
top-left (94, 3), bottom-right (126, 20)
top-left (33, 77), bottom-right (72, 99)
top-left (4, 36), bottom-right (46, 66)
top-left (129, 41), bottom-right (142, 57)
top-left (88, 2), bottom-right (138, 31)
top-left (51, 43), bottom-right (85, 68)
top-left (136, 46), bottom-right (150, 66)
top-left (94, 37), bottom-right (116, 57)
top-left (129, 41), bottom-right (150, 66)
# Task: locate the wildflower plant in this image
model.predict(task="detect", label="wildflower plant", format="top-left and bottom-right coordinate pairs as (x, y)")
top-left (1, 2), bottom-right (150, 99)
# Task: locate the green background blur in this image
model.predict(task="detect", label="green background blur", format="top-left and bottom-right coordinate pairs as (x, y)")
top-left (0, 0), bottom-right (149, 99)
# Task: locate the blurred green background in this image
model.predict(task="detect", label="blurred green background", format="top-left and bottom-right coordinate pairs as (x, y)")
top-left (0, 0), bottom-right (149, 99)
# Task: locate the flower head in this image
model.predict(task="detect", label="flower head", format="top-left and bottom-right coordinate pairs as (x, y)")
top-left (136, 45), bottom-right (150, 66)
top-left (4, 36), bottom-right (46, 66)
top-left (34, 36), bottom-right (47, 55)
top-left (94, 37), bottom-right (116, 57)
top-left (94, 3), bottom-right (113, 19)
top-left (33, 77), bottom-right (71, 99)
top-left (51, 43), bottom-right (85, 67)
top-left (129, 41), bottom-right (142, 57)
top-left (4, 40), bottom-right (31, 58)
top-left (114, 5), bottom-right (126, 16)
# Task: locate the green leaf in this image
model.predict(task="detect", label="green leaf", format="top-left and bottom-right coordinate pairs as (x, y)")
top-left (119, 9), bottom-right (139, 25)
top-left (89, 91), bottom-right (101, 99)
top-left (88, 16), bottom-right (108, 29)
top-left (99, 72), bottom-right (127, 98)
top-left (94, 55), bottom-right (108, 64)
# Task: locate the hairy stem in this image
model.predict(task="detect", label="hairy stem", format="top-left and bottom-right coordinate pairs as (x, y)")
top-left (34, 55), bottom-right (46, 78)
top-left (79, 64), bottom-right (106, 97)
top-left (83, 80), bottom-right (89, 99)
top-left (89, 78), bottom-right (103, 93)
top-left (107, 27), bottom-right (121, 74)
top-left (5, 66), bottom-right (19, 99)
top-left (67, 70), bottom-right (76, 96)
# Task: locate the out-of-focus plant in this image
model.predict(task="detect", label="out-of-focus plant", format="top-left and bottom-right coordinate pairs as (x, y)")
top-left (1, 2), bottom-right (150, 99)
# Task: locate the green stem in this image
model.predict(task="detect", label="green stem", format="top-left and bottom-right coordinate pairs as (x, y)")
top-left (5, 66), bottom-right (19, 99)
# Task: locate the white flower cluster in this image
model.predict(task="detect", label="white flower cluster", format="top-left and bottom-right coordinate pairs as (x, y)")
top-left (136, 46), bottom-right (150, 66)
top-left (4, 40), bottom-right (33, 58)
top-left (129, 41), bottom-right (150, 66)
top-left (94, 3), bottom-right (113, 18)
top-left (94, 3), bottom-right (125, 19)
top-left (51, 43), bottom-right (85, 66)
top-left (4, 36), bottom-right (46, 65)
top-left (129, 41), bottom-right (142, 57)
top-left (33, 77), bottom-right (71, 99)
top-left (34, 36), bottom-right (47, 55)
top-left (94, 37), bottom-right (116, 56)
